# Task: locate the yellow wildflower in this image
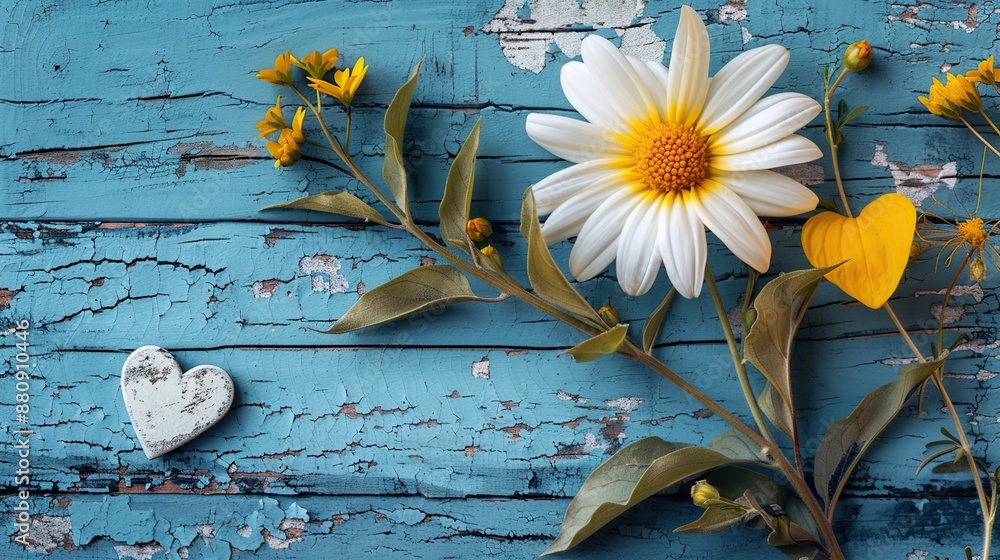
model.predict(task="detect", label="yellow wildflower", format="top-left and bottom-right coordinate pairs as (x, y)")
top-left (919, 73), bottom-right (981, 119)
top-left (256, 96), bottom-right (288, 138)
top-left (289, 106), bottom-right (306, 143)
top-left (256, 50), bottom-right (295, 85)
top-left (308, 57), bottom-right (368, 107)
top-left (266, 128), bottom-right (302, 168)
top-left (966, 55), bottom-right (998, 85)
top-left (843, 40), bottom-right (872, 73)
top-left (918, 77), bottom-right (962, 120)
top-left (691, 481), bottom-right (721, 508)
top-left (294, 48), bottom-right (339, 80)
top-left (918, 210), bottom-right (1000, 283)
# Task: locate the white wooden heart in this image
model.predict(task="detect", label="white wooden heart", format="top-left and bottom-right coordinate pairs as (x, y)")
top-left (121, 346), bottom-right (234, 459)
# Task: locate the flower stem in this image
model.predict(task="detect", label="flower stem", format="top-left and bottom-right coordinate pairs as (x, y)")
top-left (825, 67), bottom-right (854, 218)
top-left (960, 116), bottom-right (1000, 158)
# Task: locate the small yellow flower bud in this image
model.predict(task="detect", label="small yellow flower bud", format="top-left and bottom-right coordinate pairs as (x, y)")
top-left (970, 253), bottom-right (987, 283)
top-left (467, 217), bottom-right (493, 243)
top-left (479, 245), bottom-right (503, 271)
top-left (691, 480), bottom-right (721, 508)
top-left (967, 56), bottom-right (998, 86)
top-left (843, 40), bottom-right (872, 73)
top-left (597, 305), bottom-right (620, 327)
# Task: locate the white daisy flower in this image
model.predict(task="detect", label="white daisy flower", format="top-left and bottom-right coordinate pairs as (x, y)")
top-left (526, 5), bottom-right (822, 299)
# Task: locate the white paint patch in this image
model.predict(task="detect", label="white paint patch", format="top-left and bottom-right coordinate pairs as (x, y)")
top-left (977, 369), bottom-right (998, 381)
top-left (605, 397), bottom-right (643, 411)
top-left (583, 432), bottom-right (605, 450)
top-left (115, 544), bottom-right (165, 560)
top-left (880, 357), bottom-right (922, 366)
top-left (889, 3), bottom-right (979, 33)
top-left (472, 356), bottom-right (491, 379)
top-left (264, 518), bottom-right (306, 550)
top-left (237, 525), bottom-right (253, 538)
top-left (872, 143), bottom-right (957, 207)
top-left (906, 550), bottom-right (929, 560)
top-left (252, 279), bottom-right (280, 299)
top-left (196, 524), bottom-right (215, 543)
top-left (483, 0), bottom-right (665, 74)
top-left (940, 62), bottom-right (953, 73)
top-left (740, 26), bottom-right (753, 44)
top-left (557, 390), bottom-right (590, 403)
top-left (915, 283), bottom-right (984, 303)
top-left (298, 255), bottom-right (349, 294)
top-left (718, 0), bottom-right (747, 22)
top-left (930, 302), bottom-right (964, 324)
top-left (18, 516), bottom-right (75, 554)
top-left (956, 338), bottom-right (1000, 353)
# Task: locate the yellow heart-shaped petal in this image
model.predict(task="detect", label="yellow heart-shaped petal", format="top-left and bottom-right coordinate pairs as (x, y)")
top-left (801, 193), bottom-right (916, 308)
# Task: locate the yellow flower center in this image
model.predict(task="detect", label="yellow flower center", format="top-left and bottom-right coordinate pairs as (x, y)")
top-left (632, 123), bottom-right (709, 192)
top-left (958, 217), bottom-right (987, 249)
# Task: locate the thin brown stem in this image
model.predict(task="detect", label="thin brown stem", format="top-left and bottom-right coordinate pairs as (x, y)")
top-left (960, 116), bottom-right (1000, 158)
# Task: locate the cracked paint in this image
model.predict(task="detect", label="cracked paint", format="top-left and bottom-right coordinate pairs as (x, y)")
top-left (604, 397), bottom-right (643, 411)
top-left (471, 356), bottom-right (490, 379)
top-left (483, 0), bottom-right (665, 73)
top-left (872, 143), bottom-right (957, 207)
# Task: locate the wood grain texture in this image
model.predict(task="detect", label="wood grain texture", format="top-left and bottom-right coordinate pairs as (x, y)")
top-left (2, 0), bottom-right (1000, 558)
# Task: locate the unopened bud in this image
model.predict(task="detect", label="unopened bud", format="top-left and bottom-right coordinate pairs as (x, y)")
top-left (691, 480), bottom-right (721, 508)
top-left (843, 40), bottom-right (872, 73)
top-left (597, 305), bottom-right (620, 327)
top-left (479, 244), bottom-right (503, 271)
top-left (467, 217), bottom-right (493, 243)
top-left (970, 253), bottom-right (987, 283)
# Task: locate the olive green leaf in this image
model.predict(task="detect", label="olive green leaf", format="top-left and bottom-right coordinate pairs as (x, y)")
top-left (673, 502), bottom-right (752, 534)
top-left (642, 288), bottom-right (675, 353)
top-left (758, 383), bottom-right (795, 439)
top-left (744, 265), bottom-right (840, 436)
top-left (543, 437), bottom-right (738, 555)
top-left (709, 429), bottom-right (763, 463)
top-left (262, 190), bottom-right (389, 226)
top-left (325, 265), bottom-right (477, 334)
top-left (439, 118), bottom-right (482, 251)
top-left (520, 189), bottom-right (601, 323)
top-left (814, 356), bottom-right (946, 508)
top-left (383, 60), bottom-right (423, 212)
top-left (565, 324), bottom-right (629, 363)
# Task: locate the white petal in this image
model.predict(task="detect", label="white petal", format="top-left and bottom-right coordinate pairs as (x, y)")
top-left (568, 186), bottom-right (647, 281)
top-left (531, 160), bottom-right (620, 215)
top-left (658, 190), bottom-right (707, 299)
top-left (712, 169), bottom-right (819, 217)
top-left (691, 180), bottom-right (771, 272)
top-left (627, 55), bottom-right (670, 119)
top-left (540, 176), bottom-right (626, 245)
top-left (526, 113), bottom-right (628, 163)
top-left (581, 35), bottom-right (658, 123)
top-left (710, 135), bottom-right (822, 171)
top-left (698, 45), bottom-right (790, 134)
top-left (709, 93), bottom-right (821, 155)
top-left (666, 6), bottom-right (710, 126)
top-left (561, 62), bottom-right (621, 130)
top-left (616, 194), bottom-right (663, 296)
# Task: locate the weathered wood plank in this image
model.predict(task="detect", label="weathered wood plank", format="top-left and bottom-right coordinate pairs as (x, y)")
top-left (0, 493), bottom-right (983, 559)
top-left (0, 346), bottom-right (993, 499)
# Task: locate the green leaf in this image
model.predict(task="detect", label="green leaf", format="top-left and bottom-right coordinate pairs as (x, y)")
top-left (758, 383), bottom-right (795, 438)
top-left (382, 60), bottom-right (422, 212)
top-left (520, 189), bottom-right (601, 323)
top-left (439, 118), bottom-right (482, 251)
top-left (674, 503), bottom-right (752, 534)
top-left (642, 288), bottom-right (675, 353)
top-left (262, 190), bottom-right (389, 226)
top-left (814, 357), bottom-right (946, 507)
top-left (324, 265), bottom-right (477, 334)
top-left (841, 104), bottom-right (868, 127)
top-left (543, 437), bottom-right (738, 555)
top-left (709, 429), bottom-right (762, 463)
top-left (744, 266), bottom-right (840, 436)
top-left (565, 325), bottom-right (629, 363)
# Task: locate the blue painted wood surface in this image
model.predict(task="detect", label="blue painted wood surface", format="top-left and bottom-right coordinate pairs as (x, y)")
top-left (2, 0), bottom-right (1000, 558)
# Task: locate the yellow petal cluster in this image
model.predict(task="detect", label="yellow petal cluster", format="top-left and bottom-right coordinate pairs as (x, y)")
top-left (265, 107), bottom-right (306, 168)
top-left (256, 51), bottom-right (295, 85)
top-left (802, 193), bottom-right (917, 309)
top-left (309, 57), bottom-right (369, 107)
top-left (966, 55), bottom-right (998, 85)
top-left (256, 96), bottom-right (288, 138)
top-left (294, 49), bottom-right (339, 80)
top-left (919, 73), bottom-right (982, 119)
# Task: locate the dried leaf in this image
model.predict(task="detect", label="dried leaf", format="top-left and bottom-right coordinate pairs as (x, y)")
top-left (543, 437), bottom-right (738, 555)
top-left (520, 189), bottom-right (601, 323)
top-left (758, 383), bottom-right (795, 438)
top-left (383, 60), bottom-right (422, 212)
top-left (263, 190), bottom-right (389, 225)
top-left (709, 429), bottom-right (762, 463)
top-left (814, 357), bottom-right (945, 507)
top-left (565, 325), bottom-right (628, 363)
top-left (325, 265), bottom-right (477, 334)
top-left (674, 504), bottom-right (752, 534)
top-left (439, 119), bottom-right (482, 251)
